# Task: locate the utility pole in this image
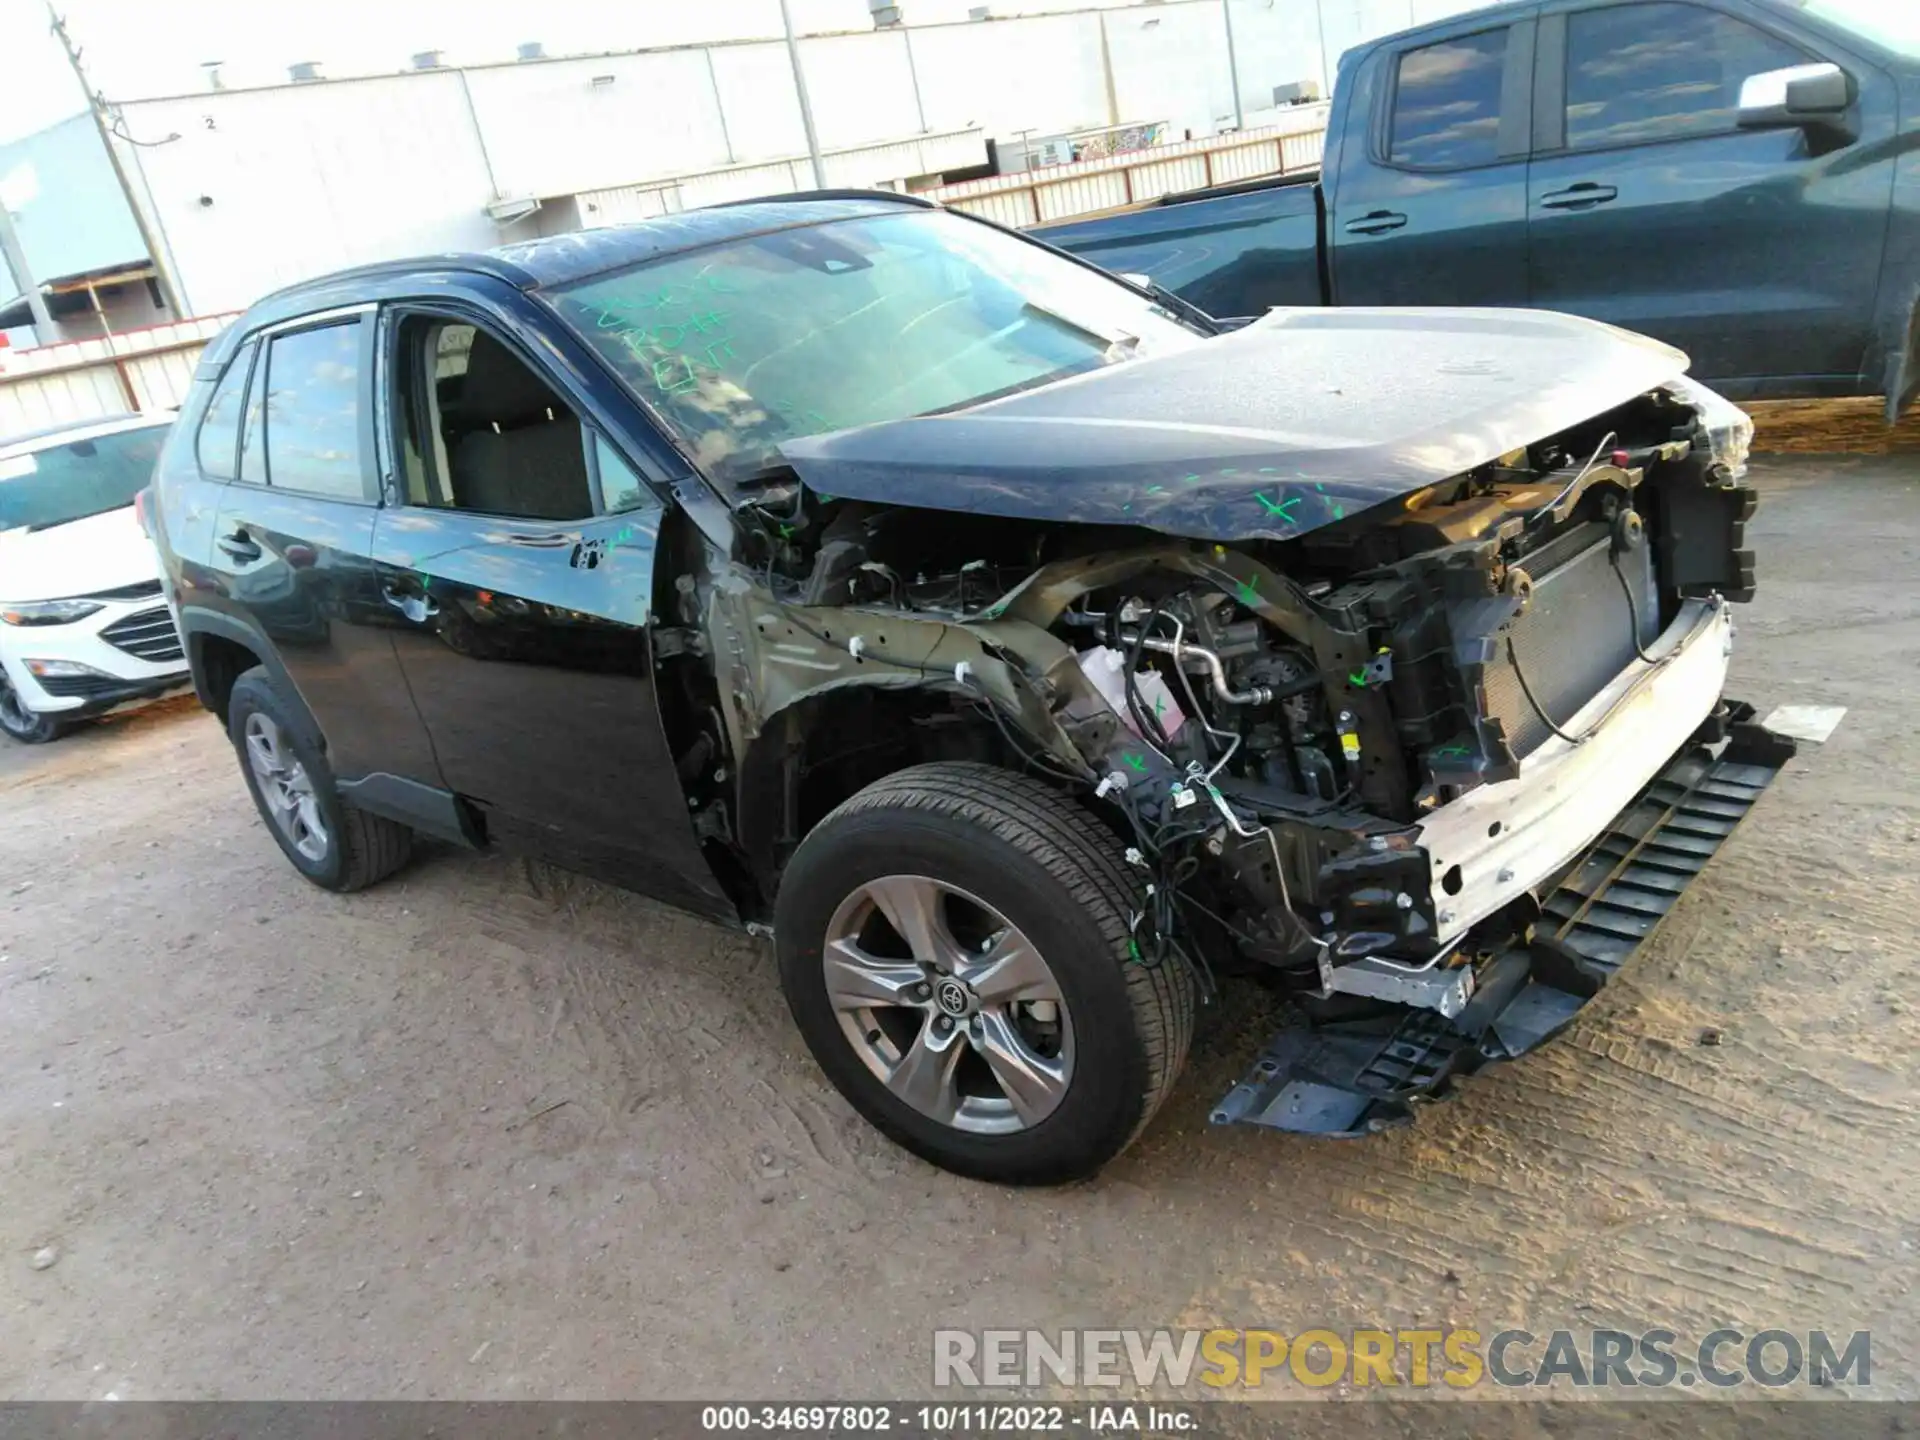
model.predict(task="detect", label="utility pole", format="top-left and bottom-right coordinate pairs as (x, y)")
top-left (776, 0), bottom-right (828, 189)
top-left (0, 199), bottom-right (54, 342)
top-left (1221, 0), bottom-right (1244, 132)
top-left (47, 5), bottom-right (186, 317)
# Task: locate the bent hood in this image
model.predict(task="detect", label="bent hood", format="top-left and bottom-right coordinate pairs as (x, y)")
top-left (0, 504), bottom-right (158, 603)
top-left (777, 307), bottom-right (1689, 543)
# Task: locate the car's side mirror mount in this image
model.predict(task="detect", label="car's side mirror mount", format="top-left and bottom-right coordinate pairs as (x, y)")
top-left (1737, 62), bottom-right (1856, 142)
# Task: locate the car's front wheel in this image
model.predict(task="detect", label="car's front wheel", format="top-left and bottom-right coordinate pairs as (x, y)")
top-left (0, 671), bottom-right (67, 745)
top-left (775, 762), bottom-right (1194, 1185)
top-left (227, 666), bottom-right (412, 892)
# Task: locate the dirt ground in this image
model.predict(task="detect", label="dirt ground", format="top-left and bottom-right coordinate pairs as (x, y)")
top-left (0, 454), bottom-right (1916, 1403)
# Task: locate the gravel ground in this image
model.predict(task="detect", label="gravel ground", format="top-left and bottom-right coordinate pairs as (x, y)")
top-left (0, 455), bottom-right (1915, 1403)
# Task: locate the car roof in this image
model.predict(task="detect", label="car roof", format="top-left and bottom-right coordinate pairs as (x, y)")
top-left (0, 411), bottom-right (174, 458)
top-left (236, 193), bottom-right (928, 323)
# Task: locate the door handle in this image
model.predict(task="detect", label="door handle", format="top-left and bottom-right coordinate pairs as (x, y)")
top-left (1539, 184), bottom-right (1618, 211)
top-left (216, 528), bottom-right (260, 562)
top-left (1344, 210), bottom-right (1409, 235)
top-left (382, 581), bottom-right (440, 622)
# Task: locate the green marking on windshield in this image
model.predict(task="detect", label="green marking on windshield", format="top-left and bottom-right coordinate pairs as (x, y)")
top-left (1255, 492), bottom-right (1301, 522)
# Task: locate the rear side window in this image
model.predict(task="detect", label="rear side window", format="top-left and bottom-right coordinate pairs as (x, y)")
top-left (1388, 28), bottom-right (1510, 169)
top-left (195, 339), bottom-right (255, 480)
top-left (262, 322), bottom-right (368, 500)
top-left (238, 349), bottom-right (268, 486)
top-left (1565, 3), bottom-right (1810, 151)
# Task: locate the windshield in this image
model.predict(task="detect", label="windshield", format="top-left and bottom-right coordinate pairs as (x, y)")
top-left (1787, 0), bottom-right (1920, 57)
top-left (553, 209), bottom-right (1202, 485)
top-left (0, 423), bottom-right (169, 532)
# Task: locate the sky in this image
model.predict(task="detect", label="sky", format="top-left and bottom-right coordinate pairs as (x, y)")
top-left (0, 0), bottom-right (1166, 144)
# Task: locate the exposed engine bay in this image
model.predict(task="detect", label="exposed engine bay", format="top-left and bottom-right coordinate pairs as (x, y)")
top-left (659, 366), bottom-right (1785, 1130)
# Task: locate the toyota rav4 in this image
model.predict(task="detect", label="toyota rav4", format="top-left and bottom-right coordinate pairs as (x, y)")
top-left (148, 194), bottom-right (1794, 1184)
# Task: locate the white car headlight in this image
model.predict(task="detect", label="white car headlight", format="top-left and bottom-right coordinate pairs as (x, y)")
top-left (1668, 375), bottom-right (1753, 482)
top-left (1, 598), bottom-right (105, 626)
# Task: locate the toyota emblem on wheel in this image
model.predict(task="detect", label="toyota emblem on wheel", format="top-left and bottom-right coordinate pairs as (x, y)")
top-left (934, 978), bottom-right (972, 1017)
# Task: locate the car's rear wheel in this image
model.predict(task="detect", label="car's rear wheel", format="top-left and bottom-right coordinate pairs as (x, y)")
top-left (0, 672), bottom-right (67, 745)
top-left (227, 666), bottom-right (412, 892)
top-left (775, 762), bottom-right (1194, 1185)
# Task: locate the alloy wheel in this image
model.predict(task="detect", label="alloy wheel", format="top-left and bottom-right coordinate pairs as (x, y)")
top-left (244, 711), bottom-right (330, 862)
top-left (823, 875), bottom-right (1074, 1135)
top-left (0, 674), bottom-right (39, 738)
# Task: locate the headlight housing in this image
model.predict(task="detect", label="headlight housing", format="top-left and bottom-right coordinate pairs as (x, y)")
top-left (1668, 374), bottom-right (1753, 482)
top-left (1, 598), bottom-right (104, 626)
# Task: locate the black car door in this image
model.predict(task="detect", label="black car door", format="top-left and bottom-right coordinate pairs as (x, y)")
top-left (1527, 0), bottom-right (1894, 390)
top-left (367, 302), bottom-right (734, 921)
top-left (203, 309), bottom-right (441, 787)
top-left (1328, 14), bottom-right (1537, 307)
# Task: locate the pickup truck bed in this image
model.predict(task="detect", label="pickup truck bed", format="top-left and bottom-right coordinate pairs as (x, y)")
top-left (1040, 174), bottom-right (1325, 318)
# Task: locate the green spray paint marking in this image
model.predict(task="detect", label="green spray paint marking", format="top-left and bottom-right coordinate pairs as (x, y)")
top-left (1144, 484), bottom-right (1168, 497)
top-left (1122, 752), bottom-right (1148, 773)
top-left (1349, 670), bottom-right (1367, 687)
top-left (1256, 492), bottom-right (1301, 522)
top-left (1128, 938), bottom-right (1144, 964)
top-left (1432, 743), bottom-right (1474, 760)
top-left (1332, 504), bottom-right (1346, 520)
top-left (1235, 574), bottom-right (1260, 606)
top-left (1181, 473), bottom-right (1202, 485)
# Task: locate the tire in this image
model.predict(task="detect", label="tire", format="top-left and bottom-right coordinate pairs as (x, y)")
top-left (775, 762), bottom-right (1194, 1185)
top-left (227, 666), bottom-right (412, 892)
top-left (0, 671), bottom-right (67, 745)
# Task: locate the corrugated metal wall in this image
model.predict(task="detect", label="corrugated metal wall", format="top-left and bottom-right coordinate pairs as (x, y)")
top-left (0, 315), bottom-right (234, 439)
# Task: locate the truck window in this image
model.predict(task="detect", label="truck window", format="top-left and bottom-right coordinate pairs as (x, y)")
top-left (1387, 28), bottom-right (1510, 170)
top-left (261, 322), bottom-right (369, 501)
top-left (1564, 2), bottom-right (1809, 152)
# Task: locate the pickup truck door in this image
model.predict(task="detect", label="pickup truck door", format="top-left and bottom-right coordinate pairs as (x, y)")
top-left (368, 303), bottom-right (736, 922)
top-left (1526, 0), bottom-right (1895, 392)
top-left (1328, 15), bottom-right (1537, 307)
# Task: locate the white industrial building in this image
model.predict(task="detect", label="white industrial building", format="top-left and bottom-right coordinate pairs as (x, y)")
top-left (9, 0), bottom-right (1485, 331)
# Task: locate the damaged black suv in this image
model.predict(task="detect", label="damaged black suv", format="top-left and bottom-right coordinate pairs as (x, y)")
top-left (148, 193), bottom-right (1793, 1184)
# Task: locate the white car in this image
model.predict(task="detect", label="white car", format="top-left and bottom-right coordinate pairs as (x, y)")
top-left (0, 412), bottom-right (189, 743)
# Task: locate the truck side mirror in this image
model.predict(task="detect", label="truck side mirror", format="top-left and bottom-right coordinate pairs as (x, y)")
top-left (1737, 62), bottom-right (1856, 142)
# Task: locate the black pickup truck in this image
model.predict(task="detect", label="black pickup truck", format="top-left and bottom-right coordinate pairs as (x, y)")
top-left (1039, 0), bottom-right (1919, 418)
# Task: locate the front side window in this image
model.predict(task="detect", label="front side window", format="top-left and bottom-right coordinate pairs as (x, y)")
top-left (1388, 28), bottom-right (1511, 169)
top-left (196, 339), bottom-right (255, 480)
top-left (262, 322), bottom-right (368, 501)
top-left (1565, 3), bottom-right (1809, 151)
top-left (391, 316), bottom-right (596, 521)
top-left (552, 209), bottom-right (1199, 487)
top-left (0, 424), bottom-right (171, 532)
